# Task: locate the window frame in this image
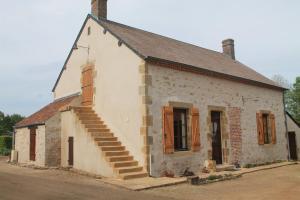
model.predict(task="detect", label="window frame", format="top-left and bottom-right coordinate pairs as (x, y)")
top-left (173, 108), bottom-right (189, 152)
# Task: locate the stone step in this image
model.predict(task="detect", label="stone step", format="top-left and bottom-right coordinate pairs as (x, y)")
top-left (88, 128), bottom-right (110, 133)
top-left (78, 114), bottom-right (99, 118)
top-left (98, 141), bottom-right (121, 147)
top-left (94, 137), bottom-right (118, 142)
top-left (91, 132), bottom-right (113, 138)
top-left (108, 156), bottom-right (133, 162)
top-left (216, 165), bottom-right (235, 172)
top-left (119, 172), bottom-right (148, 180)
top-left (73, 107), bottom-right (93, 112)
top-left (81, 120), bottom-right (104, 125)
top-left (116, 166), bottom-right (143, 174)
top-left (74, 109), bottom-right (94, 113)
top-left (101, 146), bottom-right (125, 152)
top-left (79, 116), bottom-right (101, 121)
top-left (85, 124), bottom-right (107, 129)
top-left (104, 151), bottom-right (129, 157)
top-left (112, 161), bottom-right (138, 168)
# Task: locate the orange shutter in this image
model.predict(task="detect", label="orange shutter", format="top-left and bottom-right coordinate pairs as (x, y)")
top-left (191, 108), bottom-right (201, 152)
top-left (256, 112), bottom-right (264, 145)
top-left (270, 114), bottom-right (276, 144)
top-left (81, 66), bottom-right (93, 106)
top-left (162, 106), bottom-right (174, 154)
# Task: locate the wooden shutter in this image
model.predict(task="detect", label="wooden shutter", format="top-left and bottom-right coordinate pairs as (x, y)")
top-left (270, 114), bottom-right (276, 144)
top-left (191, 108), bottom-right (201, 152)
top-left (162, 106), bottom-right (174, 154)
top-left (81, 66), bottom-right (93, 106)
top-left (256, 113), bottom-right (264, 145)
top-left (29, 127), bottom-right (36, 161)
top-left (68, 137), bottom-right (74, 166)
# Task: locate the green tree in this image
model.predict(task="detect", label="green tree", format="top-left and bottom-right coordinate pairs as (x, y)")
top-left (0, 112), bottom-right (24, 135)
top-left (286, 77), bottom-right (300, 124)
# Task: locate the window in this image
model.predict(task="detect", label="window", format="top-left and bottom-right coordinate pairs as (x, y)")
top-left (163, 105), bottom-right (200, 154)
top-left (88, 26), bottom-right (91, 35)
top-left (173, 108), bottom-right (188, 151)
top-left (257, 111), bottom-right (276, 145)
top-left (262, 114), bottom-right (271, 144)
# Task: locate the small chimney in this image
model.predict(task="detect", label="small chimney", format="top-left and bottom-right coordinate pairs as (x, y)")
top-left (91, 0), bottom-right (107, 19)
top-left (222, 39), bottom-right (235, 60)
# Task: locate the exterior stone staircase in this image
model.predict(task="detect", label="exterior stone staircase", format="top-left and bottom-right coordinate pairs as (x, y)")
top-left (73, 106), bottom-right (148, 180)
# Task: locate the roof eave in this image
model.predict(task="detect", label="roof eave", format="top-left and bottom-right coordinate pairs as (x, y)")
top-left (15, 123), bottom-right (45, 130)
top-left (286, 111), bottom-right (300, 128)
top-left (52, 15), bottom-right (91, 92)
top-left (90, 14), bottom-right (147, 60)
top-left (52, 14), bottom-right (147, 92)
top-left (145, 56), bottom-right (286, 92)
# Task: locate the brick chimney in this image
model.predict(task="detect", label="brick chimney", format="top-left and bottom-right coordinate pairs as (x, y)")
top-left (222, 39), bottom-right (235, 60)
top-left (91, 0), bottom-right (107, 19)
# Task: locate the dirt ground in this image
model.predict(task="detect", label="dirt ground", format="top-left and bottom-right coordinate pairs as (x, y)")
top-left (0, 156), bottom-right (299, 200)
top-left (0, 157), bottom-right (173, 200)
top-left (145, 163), bottom-right (300, 200)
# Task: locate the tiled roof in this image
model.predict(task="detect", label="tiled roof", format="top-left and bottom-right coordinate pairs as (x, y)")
top-left (15, 95), bottom-right (78, 128)
top-left (52, 15), bottom-right (284, 92)
top-left (96, 16), bottom-right (283, 90)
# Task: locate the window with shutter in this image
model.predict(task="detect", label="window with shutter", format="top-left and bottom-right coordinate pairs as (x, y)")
top-left (162, 106), bottom-right (174, 154)
top-left (191, 108), bottom-right (200, 152)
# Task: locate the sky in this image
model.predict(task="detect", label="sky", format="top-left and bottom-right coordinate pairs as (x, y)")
top-left (0, 0), bottom-right (299, 116)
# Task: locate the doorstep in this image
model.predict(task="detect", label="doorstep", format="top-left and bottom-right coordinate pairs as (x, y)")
top-left (98, 161), bottom-right (298, 191)
top-left (197, 161), bottom-right (298, 180)
top-left (99, 176), bottom-right (187, 191)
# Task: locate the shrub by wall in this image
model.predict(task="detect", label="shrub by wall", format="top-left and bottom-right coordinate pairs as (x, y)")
top-left (0, 136), bottom-right (12, 156)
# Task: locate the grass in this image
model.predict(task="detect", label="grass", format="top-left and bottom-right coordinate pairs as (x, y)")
top-left (207, 175), bottom-right (223, 181)
top-left (243, 160), bottom-right (285, 168)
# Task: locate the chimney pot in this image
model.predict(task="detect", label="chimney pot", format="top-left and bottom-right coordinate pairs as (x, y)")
top-left (222, 39), bottom-right (235, 60)
top-left (91, 0), bottom-right (107, 19)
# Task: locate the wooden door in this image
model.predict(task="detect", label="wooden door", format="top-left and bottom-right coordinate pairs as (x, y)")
top-left (288, 132), bottom-right (298, 160)
top-left (29, 128), bottom-right (36, 161)
top-left (211, 111), bottom-right (222, 164)
top-left (68, 137), bottom-right (74, 166)
top-left (81, 66), bottom-right (93, 106)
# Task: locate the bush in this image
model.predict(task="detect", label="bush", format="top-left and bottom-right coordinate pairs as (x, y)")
top-left (207, 175), bottom-right (223, 181)
top-left (0, 148), bottom-right (10, 156)
top-left (0, 136), bottom-right (12, 150)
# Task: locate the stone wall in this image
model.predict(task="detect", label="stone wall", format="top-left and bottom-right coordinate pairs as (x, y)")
top-left (15, 125), bottom-right (46, 166)
top-left (228, 107), bottom-right (242, 164)
top-left (147, 63), bottom-right (288, 177)
top-left (45, 113), bottom-right (61, 166)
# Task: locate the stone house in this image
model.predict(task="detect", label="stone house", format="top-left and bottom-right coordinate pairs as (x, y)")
top-left (14, 0), bottom-right (291, 179)
top-left (14, 95), bottom-right (79, 166)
